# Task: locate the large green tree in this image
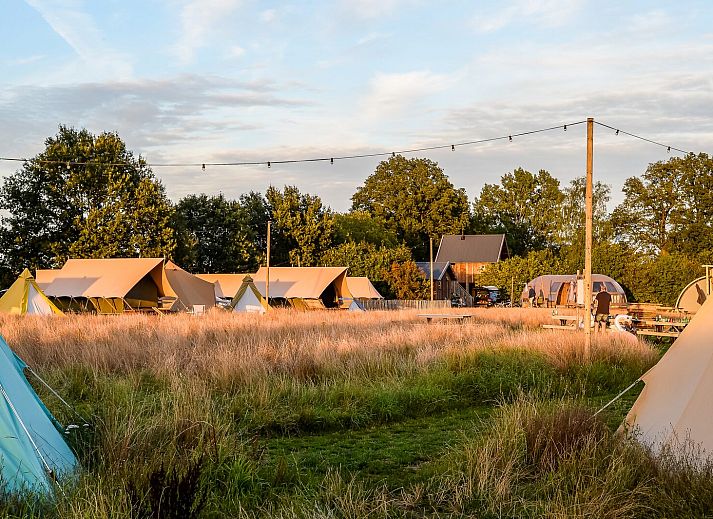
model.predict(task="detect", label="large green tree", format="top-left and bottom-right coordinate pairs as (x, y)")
top-left (266, 185), bottom-right (335, 266)
top-left (0, 126), bottom-right (175, 275)
top-left (173, 194), bottom-right (253, 273)
top-left (351, 155), bottom-right (470, 259)
top-left (611, 154), bottom-right (713, 255)
top-left (473, 168), bottom-right (564, 255)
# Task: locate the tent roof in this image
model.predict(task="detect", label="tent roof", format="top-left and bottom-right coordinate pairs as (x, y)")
top-left (42, 258), bottom-right (164, 298)
top-left (252, 267), bottom-right (350, 299)
top-left (626, 292), bottom-right (713, 456)
top-left (162, 261), bottom-right (215, 309)
top-left (195, 273), bottom-right (251, 299)
top-left (346, 277), bottom-right (383, 299)
top-left (35, 269), bottom-right (60, 289)
top-left (435, 234), bottom-right (509, 263)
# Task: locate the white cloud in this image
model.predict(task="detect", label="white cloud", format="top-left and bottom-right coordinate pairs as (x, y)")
top-left (341, 0), bottom-right (418, 19)
top-left (260, 8), bottom-right (277, 23)
top-left (229, 46), bottom-right (246, 58)
top-left (361, 70), bottom-right (454, 118)
top-left (173, 0), bottom-right (242, 64)
top-left (472, 0), bottom-right (584, 33)
top-left (24, 0), bottom-right (132, 78)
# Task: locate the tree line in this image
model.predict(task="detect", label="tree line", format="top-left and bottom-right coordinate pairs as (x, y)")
top-left (1, 126), bottom-right (711, 304)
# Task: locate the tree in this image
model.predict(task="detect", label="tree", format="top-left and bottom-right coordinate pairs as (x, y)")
top-left (611, 154), bottom-right (713, 256)
top-left (473, 168), bottom-right (564, 255)
top-left (321, 241), bottom-right (412, 298)
top-left (557, 177), bottom-right (612, 246)
top-left (351, 155), bottom-right (470, 259)
top-left (266, 185), bottom-right (335, 266)
top-left (333, 211), bottom-right (398, 247)
top-left (238, 191), bottom-right (271, 270)
top-left (382, 261), bottom-right (430, 300)
top-left (173, 194), bottom-right (252, 273)
top-left (0, 126), bottom-right (175, 275)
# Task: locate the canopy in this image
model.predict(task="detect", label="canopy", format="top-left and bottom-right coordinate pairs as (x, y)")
top-left (252, 267), bottom-right (352, 307)
top-left (161, 261), bottom-right (216, 311)
top-left (0, 269), bottom-right (63, 315)
top-left (195, 274), bottom-right (250, 299)
top-left (346, 277), bottom-right (383, 299)
top-left (521, 274), bottom-right (627, 306)
top-left (0, 335), bottom-right (77, 492)
top-left (229, 275), bottom-right (266, 313)
top-left (625, 294), bottom-right (713, 457)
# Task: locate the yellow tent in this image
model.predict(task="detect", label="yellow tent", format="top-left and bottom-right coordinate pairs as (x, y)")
top-left (229, 275), bottom-right (267, 313)
top-left (0, 269), bottom-right (63, 315)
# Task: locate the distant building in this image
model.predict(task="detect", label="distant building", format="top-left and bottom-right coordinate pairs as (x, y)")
top-left (435, 234), bottom-right (509, 286)
top-left (415, 261), bottom-right (459, 300)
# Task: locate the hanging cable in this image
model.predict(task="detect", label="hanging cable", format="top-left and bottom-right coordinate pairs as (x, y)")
top-left (595, 121), bottom-right (691, 155)
top-left (0, 120), bottom-right (587, 169)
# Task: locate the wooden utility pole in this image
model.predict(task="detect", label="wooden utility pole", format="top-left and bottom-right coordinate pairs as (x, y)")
top-left (511, 277), bottom-right (515, 308)
top-left (584, 118), bottom-right (594, 357)
top-left (430, 237), bottom-right (434, 301)
top-left (266, 220), bottom-right (271, 312)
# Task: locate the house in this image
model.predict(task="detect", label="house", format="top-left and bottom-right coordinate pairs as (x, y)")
top-left (434, 234), bottom-right (509, 285)
top-left (415, 262), bottom-right (459, 300)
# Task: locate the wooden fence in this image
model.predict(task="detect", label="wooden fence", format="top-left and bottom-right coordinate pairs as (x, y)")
top-left (361, 299), bottom-right (452, 311)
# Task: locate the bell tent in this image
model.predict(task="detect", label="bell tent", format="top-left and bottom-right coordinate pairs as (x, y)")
top-left (0, 269), bottom-right (63, 315)
top-left (625, 293), bottom-right (713, 458)
top-left (0, 335), bottom-right (77, 492)
top-left (229, 275), bottom-right (267, 313)
top-left (676, 276), bottom-right (711, 314)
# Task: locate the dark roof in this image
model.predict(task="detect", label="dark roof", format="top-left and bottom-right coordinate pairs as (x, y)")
top-left (415, 262), bottom-right (454, 281)
top-left (435, 234), bottom-right (509, 263)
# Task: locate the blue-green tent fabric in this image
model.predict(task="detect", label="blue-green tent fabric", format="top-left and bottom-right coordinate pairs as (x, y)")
top-left (0, 336), bottom-right (77, 493)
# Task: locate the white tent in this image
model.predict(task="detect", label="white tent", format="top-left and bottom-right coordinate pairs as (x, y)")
top-left (625, 293), bottom-right (713, 457)
top-left (229, 276), bottom-right (266, 314)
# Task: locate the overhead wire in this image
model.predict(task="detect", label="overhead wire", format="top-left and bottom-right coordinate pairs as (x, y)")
top-left (594, 121), bottom-right (692, 155)
top-left (0, 118), bottom-right (696, 170)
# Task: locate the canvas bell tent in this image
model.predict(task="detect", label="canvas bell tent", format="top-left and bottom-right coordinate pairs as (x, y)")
top-left (625, 294), bottom-right (713, 458)
top-left (0, 269), bottom-right (63, 315)
top-left (521, 274), bottom-right (627, 307)
top-left (0, 335), bottom-right (77, 492)
top-left (252, 267), bottom-right (352, 309)
top-left (676, 275), bottom-right (712, 314)
top-left (229, 275), bottom-right (267, 313)
top-left (161, 261), bottom-right (216, 312)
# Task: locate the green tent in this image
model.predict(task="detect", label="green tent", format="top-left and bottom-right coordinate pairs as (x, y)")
top-left (0, 335), bottom-right (77, 493)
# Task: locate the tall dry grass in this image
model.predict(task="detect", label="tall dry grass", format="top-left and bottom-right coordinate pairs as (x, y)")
top-left (0, 308), bottom-right (655, 384)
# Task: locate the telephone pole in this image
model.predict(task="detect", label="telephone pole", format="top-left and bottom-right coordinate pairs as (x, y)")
top-left (430, 237), bottom-right (434, 301)
top-left (266, 220), bottom-right (271, 312)
top-left (584, 118), bottom-right (594, 357)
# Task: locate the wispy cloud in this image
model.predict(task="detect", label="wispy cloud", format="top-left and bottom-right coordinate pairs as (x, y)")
top-left (173, 0), bottom-right (243, 64)
top-left (341, 0), bottom-right (419, 19)
top-left (361, 70), bottom-right (454, 118)
top-left (471, 0), bottom-right (584, 33)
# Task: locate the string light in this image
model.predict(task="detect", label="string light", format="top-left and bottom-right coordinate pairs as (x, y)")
top-left (0, 119), bottom-right (691, 170)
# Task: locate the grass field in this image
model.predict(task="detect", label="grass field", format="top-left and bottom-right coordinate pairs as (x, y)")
top-left (1, 308), bottom-right (711, 518)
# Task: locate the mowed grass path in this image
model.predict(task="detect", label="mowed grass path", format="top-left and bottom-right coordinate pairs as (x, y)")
top-left (1, 309), bottom-right (701, 518)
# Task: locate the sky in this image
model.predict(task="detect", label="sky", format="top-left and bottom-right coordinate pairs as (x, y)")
top-left (1, 0), bottom-right (712, 211)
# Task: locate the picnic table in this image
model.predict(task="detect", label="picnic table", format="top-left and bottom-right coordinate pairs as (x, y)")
top-left (418, 314), bottom-right (472, 324)
top-left (636, 319), bottom-right (689, 337)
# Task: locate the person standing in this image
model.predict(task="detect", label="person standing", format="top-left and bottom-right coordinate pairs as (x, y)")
top-left (593, 286), bottom-right (612, 332)
top-left (528, 285), bottom-right (536, 308)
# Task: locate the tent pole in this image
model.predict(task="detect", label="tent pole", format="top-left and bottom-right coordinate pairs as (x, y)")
top-left (25, 367), bottom-right (89, 426)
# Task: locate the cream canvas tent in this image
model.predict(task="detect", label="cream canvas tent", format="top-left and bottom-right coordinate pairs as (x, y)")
top-left (346, 277), bottom-right (383, 299)
top-left (35, 269), bottom-right (60, 290)
top-left (0, 269), bottom-right (63, 315)
top-left (676, 276), bottom-right (711, 314)
top-left (195, 274), bottom-right (249, 300)
top-left (41, 258), bottom-right (214, 313)
top-left (625, 294), bottom-right (713, 457)
top-left (162, 261), bottom-right (216, 311)
top-left (252, 267), bottom-right (352, 309)
top-left (229, 275), bottom-right (266, 313)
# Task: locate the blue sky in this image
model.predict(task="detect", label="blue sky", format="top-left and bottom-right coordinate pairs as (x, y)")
top-left (1, 0), bottom-right (712, 210)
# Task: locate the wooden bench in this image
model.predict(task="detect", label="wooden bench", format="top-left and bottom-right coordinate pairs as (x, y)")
top-left (418, 314), bottom-right (472, 324)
